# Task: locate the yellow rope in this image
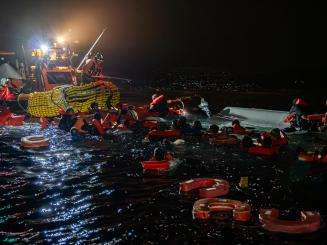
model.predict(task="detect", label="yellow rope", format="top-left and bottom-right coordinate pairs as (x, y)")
top-left (27, 81), bottom-right (120, 117)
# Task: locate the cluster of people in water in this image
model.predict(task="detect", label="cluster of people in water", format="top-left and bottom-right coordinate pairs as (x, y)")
top-left (1, 92), bottom-right (326, 163)
top-left (48, 95), bottom-right (325, 164)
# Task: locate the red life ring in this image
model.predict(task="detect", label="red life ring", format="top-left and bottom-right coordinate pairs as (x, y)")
top-left (248, 146), bottom-right (279, 156)
top-left (180, 178), bottom-right (230, 198)
top-left (210, 136), bottom-right (239, 146)
top-left (142, 154), bottom-right (176, 170)
top-left (21, 135), bottom-right (50, 149)
top-left (259, 208), bottom-right (321, 234)
top-left (298, 152), bottom-right (327, 164)
top-left (193, 198), bottom-right (251, 222)
top-left (303, 114), bottom-right (324, 123)
top-left (148, 129), bottom-right (181, 140)
top-left (141, 160), bottom-right (171, 170)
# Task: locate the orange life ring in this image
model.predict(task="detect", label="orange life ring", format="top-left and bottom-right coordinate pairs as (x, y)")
top-left (148, 129), bottom-right (181, 140)
top-left (180, 178), bottom-right (230, 198)
top-left (210, 136), bottom-right (239, 145)
top-left (298, 152), bottom-right (327, 164)
top-left (142, 154), bottom-right (175, 170)
top-left (193, 198), bottom-right (251, 222)
top-left (248, 146), bottom-right (279, 156)
top-left (21, 135), bottom-right (50, 149)
top-left (303, 114), bottom-right (324, 122)
top-left (259, 208), bottom-right (321, 234)
top-left (141, 160), bottom-right (170, 170)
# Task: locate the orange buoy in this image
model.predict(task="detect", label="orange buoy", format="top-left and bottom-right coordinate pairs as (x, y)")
top-left (21, 135), bottom-right (50, 149)
top-left (180, 178), bottom-right (230, 198)
top-left (259, 208), bottom-right (321, 234)
top-left (193, 198), bottom-right (251, 222)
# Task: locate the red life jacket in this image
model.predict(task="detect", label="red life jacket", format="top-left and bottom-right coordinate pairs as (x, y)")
top-left (150, 95), bottom-right (165, 106)
top-left (295, 98), bottom-right (309, 107)
top-left (0, 85), bottom-right (16, 101)
top-left (232, 124), bottom-right (247, 135)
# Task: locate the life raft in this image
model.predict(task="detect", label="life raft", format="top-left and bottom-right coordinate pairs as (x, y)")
top-left (21, 135), bottom-right (50, 149)
top-left (298, 152), bottom-right (327, 164)
top-left (180, 178), bottom-right (230, 198)
top-left (259, 208), bottom-right (321, 234)
top-left (193, 198), bottom-right (251, 222)
top-left (248, 146), bottom-right (279, 156)
top-left (148, 129), bottom-right (181, 140)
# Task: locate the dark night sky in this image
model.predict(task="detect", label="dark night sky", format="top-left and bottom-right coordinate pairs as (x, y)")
top-left (0, 0), bottom-right (326, 80)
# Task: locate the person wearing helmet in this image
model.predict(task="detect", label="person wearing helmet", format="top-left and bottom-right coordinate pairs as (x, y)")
top-left (149, 93), bottom-right (169, 117)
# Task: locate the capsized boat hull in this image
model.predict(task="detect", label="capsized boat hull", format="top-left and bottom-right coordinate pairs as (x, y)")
top-left (217, 106), bottom-right (290, 129)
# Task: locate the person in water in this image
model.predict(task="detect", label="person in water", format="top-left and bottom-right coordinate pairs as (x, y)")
top-left (153, 147), bottom-right (166, 161)
top-left (258, 132), bottom-right (273, 148)
top-left (116, 103), bottom-right (139, 129)
top-left (149, 94), bottom-right (169, 117)
top-left (208, 124), bottom-right (220, 134)
top-left (192, 120), bottom-right (203, 137)
top-left (232, 119), bottom-right (247, 135)
top-left (89, 102), bottom-right (102, 121)
top-left (58, 107), bottom-right (77, 132)
top-left (288, 97), bottom-right (309, 130)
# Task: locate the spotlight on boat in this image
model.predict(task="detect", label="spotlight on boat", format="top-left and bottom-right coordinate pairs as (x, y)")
top-left (40, 44), bottom-right (49, 53)
top-left (57, 36), bottom-right (65, 44)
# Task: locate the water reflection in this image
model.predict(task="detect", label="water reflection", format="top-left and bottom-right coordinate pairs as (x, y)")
top-left (0, 124), bottom-right (326, 243)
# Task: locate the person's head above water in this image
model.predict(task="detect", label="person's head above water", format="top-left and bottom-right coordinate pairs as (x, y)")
top-left (193, 120), bottom-right (202, 130)
top-left (153, 147), bottom-right (165, 161)
top-left (65, 106), bottom-right (75, 115)
top-left (89, 102), bottom-right (99, 111)
top-left (270, 128), bottom-right (281, 139)
top-left (260, 132), bottom-right (272, 147)
top-left (209, 124), bottom-right (219, 134)
top-left (232, 119), bottom-right (240, 126)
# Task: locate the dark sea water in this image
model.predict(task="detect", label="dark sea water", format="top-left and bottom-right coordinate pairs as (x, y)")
top-left (1, 122), bottom-right (327, 244)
